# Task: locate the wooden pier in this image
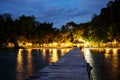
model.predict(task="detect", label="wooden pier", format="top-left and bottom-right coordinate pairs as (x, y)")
top-left (27, 48), bottom-right (91, 80)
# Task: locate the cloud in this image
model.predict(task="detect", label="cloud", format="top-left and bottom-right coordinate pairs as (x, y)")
top-left (0, 0), bottom-right (111, 28)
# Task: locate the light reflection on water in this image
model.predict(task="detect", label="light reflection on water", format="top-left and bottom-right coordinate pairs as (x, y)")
top-left (15, 48), bottom-right (71, 80)
top-left (49, 49), bottom-right (58, 64)
top-left (16, 49), bottom-right (33, 80)
top-left (83, 48), bottom-right (120, 80)
top-left (83, 48), bottom-right (93, 65)
top-left (16, 49), bottom-right (24, 80)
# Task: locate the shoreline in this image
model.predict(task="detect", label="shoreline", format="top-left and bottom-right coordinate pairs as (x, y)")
top-left (1, 46), bottom-right (120, 50)
top-left (0, 46), bottom-right (73, 50)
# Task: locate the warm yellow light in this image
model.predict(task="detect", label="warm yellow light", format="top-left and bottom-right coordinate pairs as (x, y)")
top-left (49, 43), bottom-right (52, 46)
top-left (112, 48), bottom-right (117, 54)
top-left (111, 48), bottom-right (119, 69)
top-left (85, 42), bottom-right (89, 47)
top-left (66, 43), bottom-right (69, 46)
top-left (17, 49), bottom-right (23, 63)
top-left (53, 49), bottom-right (57, 54)
top-left (61, 43), bottom-right (70, 47)
top-left (8, 43), bottom-right (14, 47)
top-left (105, 48), bottom-right (111, 54)
top-left (16, 49), bottom-right (23, 73)
top-left (66, 49), bottom-right (70, 52)
top-left (60, 43), bottom-right (65, 47)
top-left (61, 49), bottom-right (64, 56)
top-left (16, 49), bottom-right (24, 80)
top-left (49, 49), bottom-right (58, 64)
top-left (78, 38), bottom-right (85, 42)
top-left (60, 48), bottom-right (71, 56)
top-left (43, 44), bottom-right (46, 46)
top-left (112, 39), bottom-right (117, 46)
top-left (105, 48), bottom-right (111, 58)
top-left (27, 49), bottom-right (32, 54)
top-left (42, 49), bottom-right (46, 58)
top-left (77, 44), bottom-right (80, 47)
top-left (53, 42), bottom-right (57, 47)
top-left (83, 48), bottom-right (93, 65)
top-left (26, 49), bottom-right (33, 75)
top-left (28, 43), bottom-right (32, 46)
top-left (49, 49), bottom-right (52, 53)
top-left (112, 48), bottom-right (118, 57)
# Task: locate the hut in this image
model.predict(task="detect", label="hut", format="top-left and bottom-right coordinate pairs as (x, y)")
top-left (73, 40), bottom-right (84, 48)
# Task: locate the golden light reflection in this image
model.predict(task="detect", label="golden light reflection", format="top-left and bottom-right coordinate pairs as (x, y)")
top-left (26, 49), bottom-right (33, 76)
top-left (84, 42), bottom-right (89, 47)
top-left (105, 48), bottom-right (111, 54)
top-left (105, 48), bottom-right (118, 58)
top-left (98, 48), bottom-right (105, 53)
top-left (61, 49), bottom-right (64, 56)
top-left (36, 48), bottom-right (40, 52)
top-left (104, 48), bottom-right (119, 77)
top-left (40, 48), bottom-right (71, 65)
top-left (84, 48), bottom-right (93, 65)
top-left (112, 48), bottom-right (118, 56)
top-left (105, 48), bottom-right (111, 58)
top-left (16, 49), bottom-right (23, 72)
top-left (84, 48), bottom-right (91, 55)
top-left (49, 49), bottom-right (58, 64)
top-left (49, 49), bottom-right (52, 53)
top-left (16, 49), bottom-right (34, 80)
top-left (16, 49), bottom-right (24, 80)
top-left (111, 48), bottom-right (119, 73)
top-left (42, 49), bottom-right (46, 59)
top-left (66, 49), bottom-right (71, 52)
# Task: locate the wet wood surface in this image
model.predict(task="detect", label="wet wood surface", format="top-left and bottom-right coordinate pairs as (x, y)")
top-left (28, 48), bottom-right (89, 80)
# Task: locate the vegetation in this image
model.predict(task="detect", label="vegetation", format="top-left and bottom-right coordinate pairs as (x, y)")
top-left (0, 0), bottom-right (120, 48)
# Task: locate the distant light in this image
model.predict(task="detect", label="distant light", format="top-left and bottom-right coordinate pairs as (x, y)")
top-left (53, 42), bottom-right (57, 47)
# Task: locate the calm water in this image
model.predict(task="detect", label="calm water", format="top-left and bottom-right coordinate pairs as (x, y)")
top-left (0, 48), bottom-right (71, 80)
top-left (83, 48), bottom-right (120, 80)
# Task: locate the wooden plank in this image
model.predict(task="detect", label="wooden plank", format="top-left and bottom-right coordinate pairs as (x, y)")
top-left (27, 48), bottom-right (90, 80)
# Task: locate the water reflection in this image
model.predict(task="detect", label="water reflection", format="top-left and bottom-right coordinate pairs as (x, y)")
top-left (42, 48), bottom-right (46, 60)
top-left (105, 48), bottom-right (119, 59)
top-left (84, 48), bottom-right (120, 80)
top-left (26, 49), bottom-right (33, 77)
top-left (83, 48), bottom-right (93, 65)
top-left (16, 49), bottom-right (24, 80)
top-left (16, 49), bottom-right (33, 80)
top-left (49, 49), bottom-right (58, 64)
top-left (16, 49), bottom-right (23, 73)
top-left (41, 48), bottom-right (71, 64)
top-left (112, 48), bottom-right (118, 57)
top-left (16, 48), bottom-right (71, 80)
top-left (105, 48), bottom-right (119, 79)
top-left (105, 48), bottom-right (111, 58)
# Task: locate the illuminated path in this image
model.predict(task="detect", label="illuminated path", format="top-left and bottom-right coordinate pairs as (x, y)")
top-left (27, 48), bottom-right (91, 80)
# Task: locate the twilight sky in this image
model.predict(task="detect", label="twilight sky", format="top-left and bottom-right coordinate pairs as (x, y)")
top-left (0, 0), bottom-right (111, 28)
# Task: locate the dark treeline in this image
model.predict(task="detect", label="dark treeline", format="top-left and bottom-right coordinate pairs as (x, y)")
top-left (68, 0), bottom-right (120, 46)
top-left (0, 14), bottom-right (60, 48)
top-left (83, 0), bottom-right (120, 45)
top-left (0, 0), bottom-right (120, 48)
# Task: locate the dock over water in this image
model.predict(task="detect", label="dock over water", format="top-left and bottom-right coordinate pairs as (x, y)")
top-left (28, 48), bottom-right (91, 80)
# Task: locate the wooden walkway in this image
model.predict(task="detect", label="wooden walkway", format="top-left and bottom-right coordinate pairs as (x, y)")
top-left (27, 48), bottom-right (91, 80)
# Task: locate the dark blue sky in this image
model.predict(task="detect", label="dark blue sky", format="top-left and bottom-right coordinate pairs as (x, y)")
top-left (0, 0), bottom-right (111, 28)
